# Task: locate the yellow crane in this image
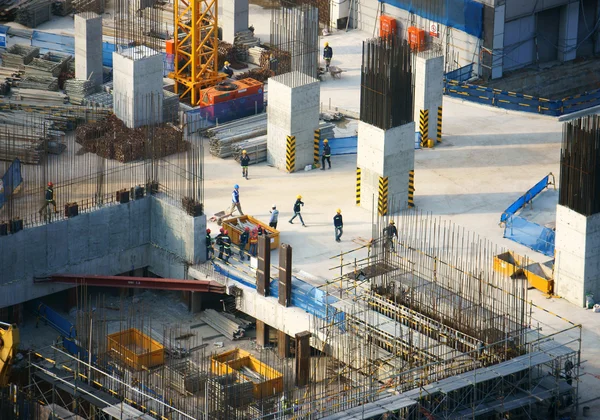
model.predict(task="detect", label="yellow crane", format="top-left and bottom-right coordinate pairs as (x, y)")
top-left (0, 321), bottom-right (19, 388)
top-left (170, 0), bottom-right (226, 106)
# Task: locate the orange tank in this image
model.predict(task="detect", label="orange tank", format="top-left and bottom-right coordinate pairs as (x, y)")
top-left (408, 26), bottom-right (425, 52)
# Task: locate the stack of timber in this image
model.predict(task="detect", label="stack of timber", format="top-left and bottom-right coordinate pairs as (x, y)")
top-left (15, 0), bottom-right (52, 27)
top-left (206, 113), bottom-right (267, 158)
top-left (199, 309), bottom-right (248, 340)
top-left (234, 30), bottom-right (260, 50)
top-left (64, 78), bottom-right (95, 105)
top-left (218, 41), bottom-right (248, 70)
top-left (2, 44), bottom-right (39, 68)
top-left (12, 88), bottom-right (67, 104)
top-left (18, 75), bottom-right (59, 90)
top-left (247, 46), bottom-right (266, 66)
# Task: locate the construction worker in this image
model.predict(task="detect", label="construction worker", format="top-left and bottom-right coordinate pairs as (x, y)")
top-left (230, 184), bottom-right (243, 216)
top-left (239, 227), bottom-right (250, 260)
top-left (323, 42), bottom-right (333, 71)
top-left (206, 228), bottom-right (214, 260)
top-left (222, 61), bottom-right (233, 78)
top-left (383, 220), bottom-right (398, 252)
top-left (289, 195), bottom-right (306, 227)
top-left (333, 209), bottom-right (343, 242)
top-left (248, 228), bottom-right (259, 258)
top-left (39, 181), bottom-right (58, 217)
top-left (222, 230), bottom-right (232, 263)
top-left (240, 150), bottom-right (250, 179)
top-left (269, 204), bottom-right (279, 229)
top-left (321, 139), bottom-right (331, 170)
top-left (216, 228), bottom-right (225, 259)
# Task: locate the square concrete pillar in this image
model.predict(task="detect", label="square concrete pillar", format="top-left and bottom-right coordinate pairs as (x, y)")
top-left (278, 244), bottom-right (292, 307)
top-left (267, 72), bottom-right (319, 172)
top-left (555, 205), bottom-right (600, 306)
top-left (413, 54), bottom-right (443, 145)
top-left (558, 2), bottom-right (579, 62)
top-left (256, 320), bottom-right (270, 347)
top-left (220, 0), bottom-right (249, 44)
top-left (295, 331), bottom-right (311, 387)
top-left (278, 330), bottom-right (290, 358)
top-left (74, 13), bottom-right (103, 88)
top-left (112, 47), bottom-right (164, 128)
top-left (357, 121), bottom-right (415, 214)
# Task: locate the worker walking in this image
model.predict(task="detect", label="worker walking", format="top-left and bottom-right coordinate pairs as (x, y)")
top-left (239, 227), bottom-right (250, 260)
top-left (206, 229), bottom-right (214, 260)
top-left (323, 42), bottom-right (333, 71)
top-left (289, 195), bottom-right (306, 227)
top-left (39, 181), bottom-right (58, 218)
top-left (383, 220), bottom-right (398, 252)
top-left (321, 139), bottom-right (331, 170)
top-left (240, 150), bottom-right (250, 179)
top-left (249, 228), bottom-right (259, 258)
top-left (222, 61), bottom-right (234, 78)
top-left (333, 209), bottom-right (343, 242)
top-left (230, 184), bottom-right (244, 216)
top-left (269, 205), bottom-right (279, 229)
top-left (222, 230), bottom-right (232, 263)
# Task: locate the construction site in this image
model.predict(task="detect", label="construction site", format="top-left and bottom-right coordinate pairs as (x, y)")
top-left (0, 0), bottom-right (599, 419)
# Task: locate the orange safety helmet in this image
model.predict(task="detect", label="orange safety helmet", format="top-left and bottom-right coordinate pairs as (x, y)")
top-left (47, 182), bottom-right (53, 187)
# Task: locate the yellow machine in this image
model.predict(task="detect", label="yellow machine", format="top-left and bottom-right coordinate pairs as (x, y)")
top-left (0, 321), bottom-right (19, 387)
top-left (169, 0), bottom-right (226, 105)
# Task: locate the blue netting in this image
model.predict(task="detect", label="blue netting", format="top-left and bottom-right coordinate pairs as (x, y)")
top-left (379, 0), bottom-right (483, 38)
top-left (500, 175), bottom-right (550, 224)
top-left (503, 216), bottom-right (555, 257)
top-left (0, 158), bottom-right (22, 210)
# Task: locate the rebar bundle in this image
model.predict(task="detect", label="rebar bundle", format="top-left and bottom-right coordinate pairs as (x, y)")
top-left (360, 36), bottom-right (413, 129)
top-left (559, 115), bottom-right (600, 216)
top-left (14, 0), bottom-right (52, 27)
top-left (200, 309), bottom-right (247, 340)
top-left (19, 75), bottom-right (59, 90)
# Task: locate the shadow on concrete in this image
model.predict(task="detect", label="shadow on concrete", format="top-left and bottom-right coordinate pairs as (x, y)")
top-left (412, 192), bottom-right (526, 215)
top-left (440, 132), bottom-right (561, 148)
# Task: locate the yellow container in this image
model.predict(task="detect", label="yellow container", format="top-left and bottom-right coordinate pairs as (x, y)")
top-left (523, 262), bottom-right (554, 295)
top-left (427, 138), bottom-right (435, 148)
top-left (107, 328), bottom-right (164, 370)
top-left (493, 251), bottom-right (525, 277)
top-left (222, 215), bottom-right (280, 250)
top-left (211, 349), bottom-right (283, 398)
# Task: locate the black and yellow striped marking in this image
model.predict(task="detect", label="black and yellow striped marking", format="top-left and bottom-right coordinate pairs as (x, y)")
top-left (285, 135), bottom-right (296, 173)
top-left (378, 176), bottom-right (388, 216)
top-left (419, 109), bottom-right (429, 147)
top-left (356, 167), bottom-right (361, 205)
top-left (313, 129), bottom-right (320, 166)
top-left (408, 170), bottom-right (415, 208)
top-left (436, 106), bottom-right (442, 143)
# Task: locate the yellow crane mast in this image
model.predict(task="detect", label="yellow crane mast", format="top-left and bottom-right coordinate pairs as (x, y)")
top-left (0, 321), bottom-right (19, 388)
top-left (170, 0), bottom-right (226, 105)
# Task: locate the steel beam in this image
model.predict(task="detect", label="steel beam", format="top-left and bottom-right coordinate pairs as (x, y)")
top-left (39, 274), bottom-right (225, 294)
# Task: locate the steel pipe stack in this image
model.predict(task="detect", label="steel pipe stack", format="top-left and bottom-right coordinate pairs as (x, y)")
top-left (200, 309), bottom-right (248, 340)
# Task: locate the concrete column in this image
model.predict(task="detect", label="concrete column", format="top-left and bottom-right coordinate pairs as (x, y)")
top-left (74, 13), bottom-right (103, 88)
top-left (492, 4), bottom-right (505, 79)
top-left (558, 1), bottom-right (579, 62)
top-left (295, 331), bottom-right (311, 387)
top-left (257, 235), bottom-right (271, 296)
top-left (357, 121), bottom-right (415, 214)
top-left (278, 330), bottom-right (290, 358)
top-left (221, 0), bottom-right (249, 44)
top-left (555, 205), bottom-right (600, 307)
top-left (189, 292), bottom-right (203, 313)
top-left (413, 54), bottom-right (443, 145)
top-left (278, 244), bottom-right (292, 307)
top-left (112, 47), bottom-right (164, 128)
top-left (256, 320), bottom-right (270, 347)
top-left (267, 72), bottom-right (320, 172)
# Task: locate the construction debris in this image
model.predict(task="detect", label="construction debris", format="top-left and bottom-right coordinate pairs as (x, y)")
top-left (2, 44), bottom-right (39, 68)
top-left (64, 78), bottom-right (96, 105)
top-left (199, 309), bottom-right (248, 340)
top-left (15, 0), bottom-right (52, 28)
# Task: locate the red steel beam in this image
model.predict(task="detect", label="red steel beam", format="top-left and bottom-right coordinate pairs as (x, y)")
top-left (42, 274), bottom-right (225, 294)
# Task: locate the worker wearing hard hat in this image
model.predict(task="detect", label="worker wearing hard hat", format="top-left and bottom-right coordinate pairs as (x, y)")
top-left (289, 195), bottom-right (306, 227)
top-left (333, 209), bottom-right (343, 242)
top-left (323, 42), bottom-right (333, 71)
top-left (39, 181), bottom-right (58, 218)
top-left (230, 184), bottom-right (244, 216)
top-left (383, 220), bottom-right (398, 252)
top-left (321, 139), bottom-right (331, 170)
top-left (222, 61), bottom-right (233, 78)
top-left (269, 204), bottom-right (279, 229)
top-left (240, 149), bottom-right (250, 179)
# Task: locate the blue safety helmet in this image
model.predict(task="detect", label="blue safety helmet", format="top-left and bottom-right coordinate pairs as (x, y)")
top-left (234, 184), bottom-right (239, 189)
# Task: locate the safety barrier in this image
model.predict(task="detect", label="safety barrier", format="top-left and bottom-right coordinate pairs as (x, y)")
top-left (313, 129), bottom-right (320, 166)
top-left (499, 173), bottom-right (555, 225)
top-left (436, 106), bottom-right (442, 143)
top-left (318, 136), bottom-right (358, 156)
top-left (418, 109), bottom-right (429, 147)
top-left (444, 66), bottom-right (600, 116)
top-left (408, 170), bottom-right (415, 208)
top-left (285, 135), bottom-right (296, 173)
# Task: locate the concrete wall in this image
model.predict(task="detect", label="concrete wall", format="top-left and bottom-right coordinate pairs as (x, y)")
top-left (554, 204), bottom-right (600, 307)
top-left (413, 54), bottom-right (443, 141)
top-left (267, 72), bottom-right (320, 172)
top-left (0, 197), bottom-right (206, 309)
top-left (357, 121), bottom-right (415, 213)
top-left (113, 47), bottom-right (164, 128)
top-left (558, 1), bottom-right (579, 62)
top-left (220, 0), bottom-right (249, 43)
top-left (74, 12), bottom-right (103, 88)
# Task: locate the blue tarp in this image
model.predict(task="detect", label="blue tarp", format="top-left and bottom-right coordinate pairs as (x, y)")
top-left (0, 159), bottom-right (22, 210)
top-left (378, 0), bottom-right (483, 38)
top-left (503, 216), bottom-right (555, 257)
top-left (102, 42), bottom-right (116, 67)
top-left (31, 30), bottom-right (75, 54)
top-left (0, 25), bottom-right (8, 48)
top-left (36, 302), bottom-right (77, 338)
top-left (320, 136), bottom-right (357, 156)
top-left (500, 174), bottom-right (551, 224)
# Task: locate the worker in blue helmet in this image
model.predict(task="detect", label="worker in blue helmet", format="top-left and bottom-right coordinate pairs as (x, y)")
top-left (229, 184), bottom-right (243, 216)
